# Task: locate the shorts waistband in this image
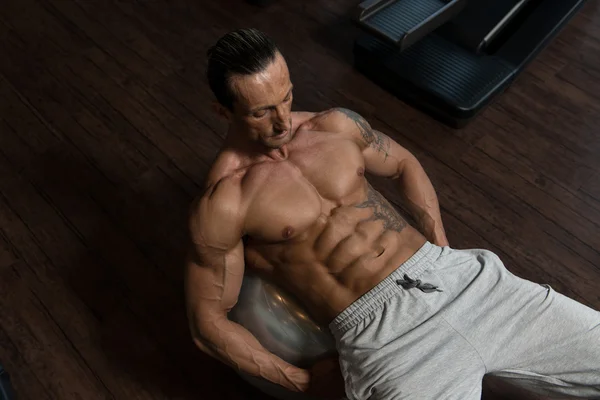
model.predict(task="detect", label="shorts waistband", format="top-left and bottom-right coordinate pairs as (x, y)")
top-left (329, 241), bottom-right (442, 337)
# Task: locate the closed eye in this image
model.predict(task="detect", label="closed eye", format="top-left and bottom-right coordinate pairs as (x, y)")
top-left (253, 109), bottom-right (269, 118)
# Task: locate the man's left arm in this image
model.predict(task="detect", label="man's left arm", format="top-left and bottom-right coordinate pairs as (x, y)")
top-left (334, 109), bottom-right (449, 246)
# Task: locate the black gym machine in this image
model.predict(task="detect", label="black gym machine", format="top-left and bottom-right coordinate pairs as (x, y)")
top-left (353, 0), bottom-right (585, 127)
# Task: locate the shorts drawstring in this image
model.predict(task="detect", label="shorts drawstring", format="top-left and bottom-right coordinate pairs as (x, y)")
top-left (396, 274), bottom-right (443, 293)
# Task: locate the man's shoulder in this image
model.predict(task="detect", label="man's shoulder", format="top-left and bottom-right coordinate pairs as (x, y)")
top-left (303, 108), bottom-right (368, 134)
top-left (191, 152), bottom-right (247, 220)
top-left (205, 149), bottom-right (243, 186)
top-left (188, 171), bottom-right (246, 244)
top-left (188, 172), bottom-right (246, 249)
top-left (300, 108), bottom-right (372, 151)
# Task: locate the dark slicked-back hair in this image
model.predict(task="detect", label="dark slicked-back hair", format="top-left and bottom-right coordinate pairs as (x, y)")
top-left (207, 28), bottom-right (279, 110)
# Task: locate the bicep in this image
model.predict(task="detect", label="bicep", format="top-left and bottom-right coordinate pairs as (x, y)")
top-left (325, 108), bottom-right (416, 178)
top-left (363, 130), bottom-right (417, 178)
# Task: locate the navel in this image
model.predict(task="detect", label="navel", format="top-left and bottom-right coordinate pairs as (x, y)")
top-left (357, 167), bottom-right (365, 177)
top-left (282, 226), bottom-right (295, 239)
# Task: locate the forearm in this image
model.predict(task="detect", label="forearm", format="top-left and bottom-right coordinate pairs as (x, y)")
top-left (193, 317), bottom-right (310, 392)
top-left (399, 159), bottom-right (448, 246)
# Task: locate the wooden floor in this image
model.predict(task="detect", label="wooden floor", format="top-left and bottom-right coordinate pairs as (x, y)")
top-left (0, 0), bottom-right (598, 399)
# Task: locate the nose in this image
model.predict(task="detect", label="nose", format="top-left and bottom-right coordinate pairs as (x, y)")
top-left (273, 104), bottom-right (290, 126)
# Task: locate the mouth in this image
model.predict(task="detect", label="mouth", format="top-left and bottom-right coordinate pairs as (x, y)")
top-left (268, 119), bottom-right (293, 141)
top-left (271, 130), bottom-right (288, 138)
top-left (271, 123), bottom-right (292, 139)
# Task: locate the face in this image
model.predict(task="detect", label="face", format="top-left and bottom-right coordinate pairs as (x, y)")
top-left (224, 53), bottom-right (294, 149)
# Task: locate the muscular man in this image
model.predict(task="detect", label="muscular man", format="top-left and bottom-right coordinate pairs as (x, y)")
top-left (185, 29), bottom-right (600, 399)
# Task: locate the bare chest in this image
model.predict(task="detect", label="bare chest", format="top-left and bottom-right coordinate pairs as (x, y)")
top-left (243, 136), bottom-right (365, 242)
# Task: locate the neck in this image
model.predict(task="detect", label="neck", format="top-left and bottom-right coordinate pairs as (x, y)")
top-left (225, 127), bottom-right (289, 161)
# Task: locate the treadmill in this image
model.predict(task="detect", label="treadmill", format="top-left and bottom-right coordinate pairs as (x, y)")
top-left (353, 0), bottom-right (586, 127)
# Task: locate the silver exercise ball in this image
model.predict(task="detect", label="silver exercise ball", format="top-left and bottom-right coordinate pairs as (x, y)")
top-left (229, 273), bottom-right (342, 400)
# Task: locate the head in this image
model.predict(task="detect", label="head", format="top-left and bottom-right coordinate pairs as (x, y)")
top-left (207, 28), bottom-right (294, 149)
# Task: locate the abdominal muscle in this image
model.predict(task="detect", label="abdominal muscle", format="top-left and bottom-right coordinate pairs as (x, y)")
top-left (244, 189), bottom-right (428, 324)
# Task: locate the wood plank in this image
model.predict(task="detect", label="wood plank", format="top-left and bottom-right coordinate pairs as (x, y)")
top-left (460, 145), bottom-right (600, 266)
top-left (0, 75), bottom-right (62, 151)
top-left (52, 50), bottom-right (220, 177)
top-left (0, 236), bottom-right (18, 271)
top-left (47, 0), bottom-right (224, 136)
top-left (0, 73), bottom-right (185, 311)
top-left (0, 75), bottom-right (190, 285)
top-left (43, 0), bottom-right (164, 86)
top-left (104, 0), bottom-right (236, 138)
top-left (506, 76), bottom-right (600, 159)
top-left (474, 131), bottom-right (600, 225)
top-left (109, 0), bottom-right (215, 66)
top-left (72, 0), bottom-right (180, 77)
top-left (557, 62), bottom-right (600, 103)
top-left (549, 33), bottom-right (600, 75)
top-left (0, 0), bottom-right (91, 61)
top-left (0, 258), bottom-right (111, 400)
top-left (528, 52), bottom-right (600, 110)
top-left (0, 35), bottom-right (152, 187)
top-left (580, 171), bottom-right (600, 203)
top-left (0, 171), bottom-right (193, 399)
top-left (0, 106), bottom-right (184, 398)
top-left (49, 0), bottom-right (226, 151)
top-left (479, 107), bottom-right (600, 208)
top-left (45, 0), bottom-right (224, 187)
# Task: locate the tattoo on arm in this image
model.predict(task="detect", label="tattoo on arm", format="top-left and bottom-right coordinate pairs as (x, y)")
top-left (336, 108), bottom-right (391, 159)
top-left (356, 184), bottom-right (407, 233)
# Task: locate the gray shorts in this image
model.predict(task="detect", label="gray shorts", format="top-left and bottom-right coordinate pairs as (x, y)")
top-left (330, 242), bottom-right (600, 400)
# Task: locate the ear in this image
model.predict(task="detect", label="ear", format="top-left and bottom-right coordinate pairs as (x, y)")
top-left (212, 101), bottom-right (232, 121)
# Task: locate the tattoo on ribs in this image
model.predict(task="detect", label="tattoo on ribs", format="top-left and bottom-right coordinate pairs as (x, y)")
top-left (356, 185), bottom-right (407, 233)
top-left (336, 108), bottom-right (390, 158)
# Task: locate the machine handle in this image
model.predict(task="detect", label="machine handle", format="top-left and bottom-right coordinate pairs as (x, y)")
top-left (356, 0), bottom-right (396, 21)
top-left (356, 0), bottom-right (468, 51)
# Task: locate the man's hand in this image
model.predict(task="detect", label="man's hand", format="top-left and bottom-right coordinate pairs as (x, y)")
top-left (287, 367), bottom-right (311, 392)
top-left (305, 357), bottom-right (346, 399)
